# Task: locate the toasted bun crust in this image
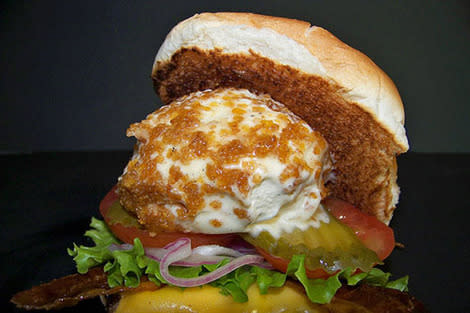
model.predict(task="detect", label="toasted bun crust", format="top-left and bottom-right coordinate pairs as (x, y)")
top-left (151, 12), bottom-right (408, 223)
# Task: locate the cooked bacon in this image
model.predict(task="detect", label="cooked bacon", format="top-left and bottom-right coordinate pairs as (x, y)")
top-left (10, 267), bottom-right (158, 310)
top-left (335, 284), bottom-right (429, 313)
top-left (11, 268), bottom-right (427, 312)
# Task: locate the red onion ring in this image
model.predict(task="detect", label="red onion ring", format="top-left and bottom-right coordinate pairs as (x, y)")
top-left (109, 241), bottom-right (260, 267)
top-left (192, 245), bottom-right (244, 258)
top-left (108, 239), bottom-right (271, 272)
top-left (108, 243), bottom-right (133, 251)
top-left (159, 238), bottom-right (264, 287)
top-left (146, 247), bottom-right (229, 267)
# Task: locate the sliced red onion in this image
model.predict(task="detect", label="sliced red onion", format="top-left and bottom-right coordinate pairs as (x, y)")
top-left (108, 238), bottom-right (270, 271)
top-left (257, 262), bottom-right (275, 270)
top-left (146, 246), bottom-right (229, 267)
top-left (161, 237), bottom-right (192, 266)
top-left (159, 238), bottom-right (264, 287)
top-left (109, 242), bottom-right (232, 266)
top-left (227, 238), bottom-right (259, 254)
top-left (144, 247), bottom-right (166, 260)
top-left (108, 243), bottom-right (133, 252)
top-left (191, 245), bottom-right (244, 258)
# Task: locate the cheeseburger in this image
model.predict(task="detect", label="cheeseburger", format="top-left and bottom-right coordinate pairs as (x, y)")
top-left (11, 12), bottom-right (428, 313)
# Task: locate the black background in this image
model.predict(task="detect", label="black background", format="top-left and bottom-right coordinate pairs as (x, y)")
top-left (1, 1), bottom-right (470, 313)
top-left (1, 0), bottom-right (470, 153)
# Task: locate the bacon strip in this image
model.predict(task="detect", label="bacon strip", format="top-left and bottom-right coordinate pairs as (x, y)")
top-left (10, 267), bottom-right (158, 310)
top-left (335, 284), bottom-right (429, 313)
top-left (11, 268), bottom-right (427, 312)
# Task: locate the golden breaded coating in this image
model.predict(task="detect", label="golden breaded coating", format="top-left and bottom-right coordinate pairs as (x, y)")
top-left (118, 88), bottom-right (331, 234)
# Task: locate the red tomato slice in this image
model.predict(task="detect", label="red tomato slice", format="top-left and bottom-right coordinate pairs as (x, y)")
top-left (255, 198), bottom-right (395, 279)
top-left (99, 186), bottom-right (237, 248)
top-left (323, 197), bottom-right (395, 261)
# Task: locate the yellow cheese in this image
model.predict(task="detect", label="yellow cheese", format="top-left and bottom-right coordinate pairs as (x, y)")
top-left (114, 282), bottom-right (369, 313)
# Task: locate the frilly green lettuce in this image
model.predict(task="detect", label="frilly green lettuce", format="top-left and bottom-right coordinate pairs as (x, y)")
top-left (68, 218), bottom-right (408, 304)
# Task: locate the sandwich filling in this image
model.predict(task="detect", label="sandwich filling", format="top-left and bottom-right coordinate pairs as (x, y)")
top-left (118, 88), bottom-right (331, 238)
top-left (56, 89), bottom-right (406, 309)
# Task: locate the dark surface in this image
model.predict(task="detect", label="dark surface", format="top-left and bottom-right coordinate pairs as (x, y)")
top-left (1, 152), bottom-right (470, 312)
top-left (1, 1), bottom-right (470, 153)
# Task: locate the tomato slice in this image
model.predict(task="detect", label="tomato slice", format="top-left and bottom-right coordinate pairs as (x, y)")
top-left (255, 198), bottom-right (395, 278)
top-left (99, 186), bottom-right (237, 248)
top-left (323, 197), bottom-right (395, 261)
top-left (100, 186), bottom-right (394, 276)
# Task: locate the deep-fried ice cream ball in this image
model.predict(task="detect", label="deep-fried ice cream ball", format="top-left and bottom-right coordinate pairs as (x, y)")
top-left (118, 88), bottom-right (331, 237)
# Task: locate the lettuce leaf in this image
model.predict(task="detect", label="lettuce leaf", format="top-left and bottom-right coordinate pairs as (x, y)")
top-left (286, 254), bottom-right (342, 304)
top-left (251, 266), bottom-right (286, 294)
top-left (69, 218), bottom-right (409, 304)
top-left (104, 238), bottom-right (145, 287)
top-left (67, 217), bottom-right (118, 273)
top-left (385, 275), bottom-right (409, 292)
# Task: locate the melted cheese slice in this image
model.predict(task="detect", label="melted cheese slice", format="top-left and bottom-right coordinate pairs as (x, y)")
top-left (114, 283), bottom-right (366, 313)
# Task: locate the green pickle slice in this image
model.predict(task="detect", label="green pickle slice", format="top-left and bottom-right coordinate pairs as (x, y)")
top-left (243, 211), bottom-right (380, 274)
top-left (106, 199), bottom-right (142, 228)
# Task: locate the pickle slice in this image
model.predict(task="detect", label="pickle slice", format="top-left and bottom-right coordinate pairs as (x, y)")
top-left (106, 199), bottom-right (142, 228)
top-left (243, 211), bottom-right (380, 274)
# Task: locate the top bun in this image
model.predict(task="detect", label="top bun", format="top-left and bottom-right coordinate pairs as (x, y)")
top-left (151, 12), bottom-right (409, 224)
